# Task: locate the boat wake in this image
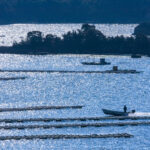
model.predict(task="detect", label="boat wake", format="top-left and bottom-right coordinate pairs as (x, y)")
top-left (129, 112), bottom-right (150, 117)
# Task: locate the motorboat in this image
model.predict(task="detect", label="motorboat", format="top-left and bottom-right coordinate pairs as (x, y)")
top-left (102, 109), bottom-right (135, 116)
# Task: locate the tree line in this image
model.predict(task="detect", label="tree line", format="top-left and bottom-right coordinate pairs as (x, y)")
top-left (11, 23), bottom-right (150, 55)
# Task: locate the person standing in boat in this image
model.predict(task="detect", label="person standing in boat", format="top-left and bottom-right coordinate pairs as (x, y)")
top-left (123, 105), bottom-right (127, 113)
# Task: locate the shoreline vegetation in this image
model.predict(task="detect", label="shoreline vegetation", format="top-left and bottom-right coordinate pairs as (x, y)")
top-left (0, 23), bottom-right (150, 55)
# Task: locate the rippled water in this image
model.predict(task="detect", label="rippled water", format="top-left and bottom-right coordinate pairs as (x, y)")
top-left (0, 24), bottom-right (148, 149)
top-left (0, 54), bottom-right (150, 149)
top-left (0, 24), bottom-right (137, 46)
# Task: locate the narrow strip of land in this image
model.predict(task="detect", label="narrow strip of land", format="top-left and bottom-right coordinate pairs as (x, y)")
top-left (0, 133), bottom-right (133, 140)
top-left (0, 70), bottom-right (141, 74)
top-left (1, 121), bottom-right (150, 130)
top-left (1, 116), bottom-right (150, 123)
top-left (0, 105), bottom-right (84, 112)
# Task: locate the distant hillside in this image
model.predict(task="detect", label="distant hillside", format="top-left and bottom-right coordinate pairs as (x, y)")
top-left (0, 0), bottom-right (150, 24)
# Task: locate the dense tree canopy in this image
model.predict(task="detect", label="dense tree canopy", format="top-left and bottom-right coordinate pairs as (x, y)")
top-left (134, 23), bottom-right (150, 36)
top-left (0, 0), bottom-right (150, 24)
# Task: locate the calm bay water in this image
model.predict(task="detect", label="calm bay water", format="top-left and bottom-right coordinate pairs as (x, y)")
top-left (0, 24), bottom-right (149, 149)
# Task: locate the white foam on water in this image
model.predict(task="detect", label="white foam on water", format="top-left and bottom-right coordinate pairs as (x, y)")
top-left (129, 112), bottom-right (150, 117)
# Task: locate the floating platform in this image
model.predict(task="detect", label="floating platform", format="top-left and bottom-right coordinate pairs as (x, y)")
top-left (0, 133), bottom-right (133, 140)
top-left (1, 121), bottom-right (150, 130)
top-left (0, 105), bottom-right (84, 112)
top-left (1, 116), bottom-right (150, 123)
top-left (103, 69), bottom-right (141, 74)
top-left (104, 66), bottom-right (141, 74)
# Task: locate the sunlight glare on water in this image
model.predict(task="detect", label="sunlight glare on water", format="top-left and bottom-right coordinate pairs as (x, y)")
top-left (0, 54), bottom-right (149, 149)
top-left (0, 24), bottom-right (149, 149)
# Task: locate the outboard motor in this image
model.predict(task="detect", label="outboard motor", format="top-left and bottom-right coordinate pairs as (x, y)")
top-left (132, 110), bottom-right (136, 113)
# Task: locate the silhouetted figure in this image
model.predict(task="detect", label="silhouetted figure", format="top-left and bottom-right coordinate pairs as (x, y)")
top-left (124, 105), bottom-right (127, 113)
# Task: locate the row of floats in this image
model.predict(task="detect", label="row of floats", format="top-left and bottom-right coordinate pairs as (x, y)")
top-left (0, 104), bottom-right (149, 140)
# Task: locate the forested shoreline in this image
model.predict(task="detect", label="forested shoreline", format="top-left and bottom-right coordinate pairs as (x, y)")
top-left (0, 23), bottom-right (149, 55)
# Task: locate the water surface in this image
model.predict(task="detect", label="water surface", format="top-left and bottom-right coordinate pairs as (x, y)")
top-left (0, 54), bottom-right (149, 149)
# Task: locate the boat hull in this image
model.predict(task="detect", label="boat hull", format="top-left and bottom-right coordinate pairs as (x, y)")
top-left (82, 62), bottom-right (111, 65)
top-left (102, 109), bottom-right (129, 116)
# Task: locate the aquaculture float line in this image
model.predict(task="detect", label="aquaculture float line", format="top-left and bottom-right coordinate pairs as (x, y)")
top-left (0, 77), bottom-right (27, 80)
top-left (0, 69), bottom-right (141, 74)
top-left (0, 133), bottom-right (133, 140)
top-left (2, 116), bottom-right (150, 123)
top-left (1, 121), bottom-right (150, 130)
top-left (0, 105), bottom-right (84, 112)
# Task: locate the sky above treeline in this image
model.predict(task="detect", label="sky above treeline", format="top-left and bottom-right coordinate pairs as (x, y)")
top-left (0, 0), bottom-right (149, 24)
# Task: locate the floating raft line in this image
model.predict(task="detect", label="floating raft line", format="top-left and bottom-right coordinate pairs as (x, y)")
top-left (0, 105), bottom-right (84, 112)
top-left (2, 116), bottom-right (150, 123)
top-left (1, 121), bottom-right (150, 130)
top-left (0, 133), bottom-right (133, 140)
top-left (0, 70), bottom-right (141, 74)
top-left (0, 77), bottom-right (27, 80)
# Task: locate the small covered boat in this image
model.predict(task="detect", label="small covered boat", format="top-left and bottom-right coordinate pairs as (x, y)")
top-left (81, 58), bottom-right (111, 65)
top-left (102, 109), bottom-right (135, 116)
top-left (81, 62), bottom-right (111, 65)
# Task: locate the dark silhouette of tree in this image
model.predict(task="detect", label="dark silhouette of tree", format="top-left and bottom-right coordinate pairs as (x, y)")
top-left (134, 35), bottom-right (150, 54)
top-left (81, 24), bottom-right (96, 32)
top-left (27, 31), bottom-right (43, 44)
top-left (13, 31), bottom-right (44, 53)
top-left (62, 30), bottom-right (84, 53)
top-left (44, 34), bottom-right (61, 53)
top-left (134, 23), bottom-right (150, 36)
top-left (80, 24), bottom-right (106, 53)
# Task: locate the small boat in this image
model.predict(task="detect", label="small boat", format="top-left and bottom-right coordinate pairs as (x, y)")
top-left (82, 62), bottom-right (111, 65)
top-left (82, 58), bottom-right (111, 65)
top-left (102, 109), bottom-right (135, 116)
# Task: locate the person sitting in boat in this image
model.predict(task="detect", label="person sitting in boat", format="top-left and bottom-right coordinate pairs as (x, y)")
top-left (123, 105), bottom-right (127, 113)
